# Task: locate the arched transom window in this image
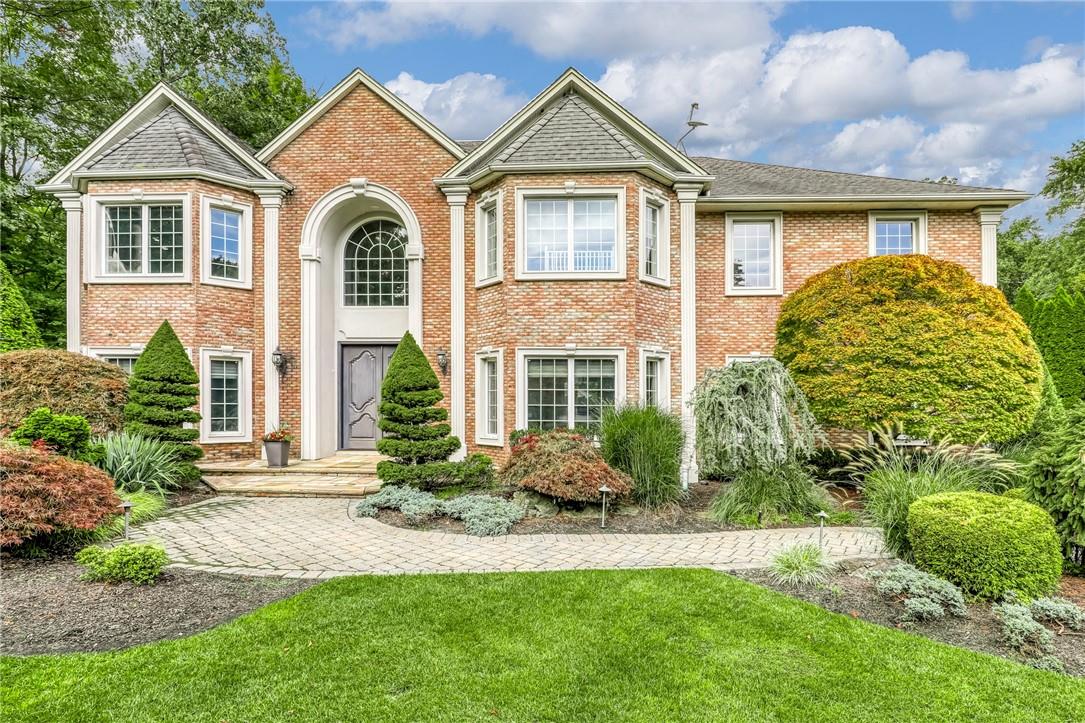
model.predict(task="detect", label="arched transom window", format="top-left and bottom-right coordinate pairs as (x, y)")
top-left (343, 219), bottom-right (409, 307)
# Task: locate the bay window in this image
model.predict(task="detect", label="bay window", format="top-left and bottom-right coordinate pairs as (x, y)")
top-left (199, 347), bottom-right (252, 443)
top-left (200, 194), bottom-right (253, 288)
top-left (518, 349), bottom-right (626, 430)
top-left (638, 348), bottom-right (670, 410)
top-left (476, 192), bottom-right (503, 286)
top-left (639, 189), bottom-right (670, 285)
top-left (515, 186), bottom-right (626, 279)
top-left (104, 203), bottom-right (184, 276)
top-left (475, 349), bottom-right (504, 445)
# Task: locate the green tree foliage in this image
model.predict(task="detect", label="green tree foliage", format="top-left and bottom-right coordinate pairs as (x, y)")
top-left (123, 320), bottom-right (202, 484)
top-left (1028, 403), bottom-right (1085, 567)
top-left (1012, 285), bottom-right (1037, 324)
top-left (0, 257), bottom-right (42, 351)
top-left (691, 359), bottom-right (820, 478)
top-left (1028, 288), bottom-right (1085, 404)
top-left (2, 0), bottom-right (315, 347)
top-left (375, 333), bottom-right (464, 488)
top-left (776, 255), bottom-right (1043, 444)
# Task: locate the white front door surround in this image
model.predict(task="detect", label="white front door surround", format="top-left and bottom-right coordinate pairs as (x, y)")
top-left (298, 179), bottom-right (424, 460)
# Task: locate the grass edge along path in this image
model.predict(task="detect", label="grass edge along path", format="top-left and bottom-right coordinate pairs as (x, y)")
top-left (3, 568), bottom-right (1082, 722)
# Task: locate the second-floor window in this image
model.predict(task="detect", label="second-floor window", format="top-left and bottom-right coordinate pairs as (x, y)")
top-left (643, 201), bottom-right (661, 279)
top-left (725, 212), bottom-right (784, 296)
top-left (105, 204), bottom-right (184, 276)
top-left (209, 207), bottom-right (242, 280)
top-left (524, 197), bottom-right (617, 274)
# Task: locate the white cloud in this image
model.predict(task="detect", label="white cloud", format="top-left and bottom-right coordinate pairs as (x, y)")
top-left (385, 71), bottom-right (526, 139)
top-left (826, 117), bottom-right (924, 167)
top-left (950, 2), bottom-right (975, 22)
top-left (303, 1), bottom-right (779, 59)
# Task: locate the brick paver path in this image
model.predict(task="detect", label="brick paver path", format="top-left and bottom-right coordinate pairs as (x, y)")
top-left (130, 496), bottom-right (885, 579)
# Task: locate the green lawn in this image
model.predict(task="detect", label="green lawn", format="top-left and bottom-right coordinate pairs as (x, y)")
top-left (3, 569), bottom-right (1081, 722)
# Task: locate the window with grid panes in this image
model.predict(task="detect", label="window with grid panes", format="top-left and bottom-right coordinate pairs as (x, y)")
top-left (643, 202), bottom-right (661, 278)
top-left (209, 358), bottom-right (240, 433)
top-left (874, 220), bottom-right (916, 255)
top-left (481, 204), bottom-right (499, 280)
top-left (730, 220), bottom-right (774, 289)
top-left (343, 219), bottom-right (409, 306)
top-left (524, 198), bottom-right (617, 273)
top-left (484, 357), bottom-right (499, 436)
top-left (104, 204), bottom-right (184, 276)
top-left (209, 207), bottom-right (242, 280)
top-left (525, 357), bottom-right (617, 430)
top-left (102, 356), bottom-right (138, 374)
top-left (644, 357), bottom-right (660, 407)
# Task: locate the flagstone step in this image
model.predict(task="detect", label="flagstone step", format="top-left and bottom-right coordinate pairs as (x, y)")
top-left (198, 452), bottom-right (384, 477)
top-left (203, 474), bottom-right (381, 498)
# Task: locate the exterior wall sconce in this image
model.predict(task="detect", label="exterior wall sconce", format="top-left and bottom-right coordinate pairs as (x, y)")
top-left (271, 347), bottom-right (291, 377)
top-left (436, 348), bottom-right (449, 376)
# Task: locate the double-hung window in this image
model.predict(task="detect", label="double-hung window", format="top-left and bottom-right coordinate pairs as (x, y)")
top-left (200, 195), bottom-right (252, 288)
top-left (639, 189), bottom-right (670, 285)
top-left (104, 203), bottom-right (184, 276)
top-left (199, 348), bottom-right (252, 443)
top-left (519, 350), bottom-right (625, 431)
top-left (102, 355), bottom-right (138, 374)
top-left (517, 187), bottom-right (625, 279)
top-left (639, 348), bottom-right (670, 410)
top-left (476, 193), bottom-right (502, 286)
top-left (725, 212), bottom-right (783, 296)
top-left (869, 212), bottom-right (927, 256)
top-left (475, 350), bottom-right (504, 445)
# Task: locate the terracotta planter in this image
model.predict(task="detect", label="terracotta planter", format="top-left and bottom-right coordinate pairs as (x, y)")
top-left (264, 440), bottom-right (290, 468)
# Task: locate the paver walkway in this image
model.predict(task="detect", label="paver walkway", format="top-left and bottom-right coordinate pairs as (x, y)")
top-left (131, 496), bottom-right (885, 578)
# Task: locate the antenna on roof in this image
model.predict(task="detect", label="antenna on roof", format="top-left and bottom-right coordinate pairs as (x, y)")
top-left (676, 103), bottom-right (707, 153)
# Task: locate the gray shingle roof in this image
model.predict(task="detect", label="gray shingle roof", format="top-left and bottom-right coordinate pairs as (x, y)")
top-left (82, 106), bottom-right (260, 179)
top-left (456, 140), bottom-right (483, 153)
top-left (462, 92), bottom-right (683, 175)
top-left (693, 157), bottom-right (1020, 198)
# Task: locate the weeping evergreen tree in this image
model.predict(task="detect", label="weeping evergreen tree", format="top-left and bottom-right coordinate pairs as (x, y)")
top-left (0, 258), bottom-right (43, 352)
top-left (376, 332), bottom-right (470, 489)
top-left (692, 358), bottom-right (821, 478)
top-left (124, 320), bottom-right (203, 485)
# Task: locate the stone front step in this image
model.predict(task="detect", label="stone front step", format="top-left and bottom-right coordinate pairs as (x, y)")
top-left (198, 452), bottom-right (383, 477)
top-left (203, 473), bottom-right (381, 498)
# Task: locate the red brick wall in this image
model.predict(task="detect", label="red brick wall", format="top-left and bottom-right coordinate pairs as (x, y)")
top-left (81, 179), bottom-right (264, 460)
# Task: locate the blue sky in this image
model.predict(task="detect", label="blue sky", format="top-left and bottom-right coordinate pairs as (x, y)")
top-left (265, 1), bottom-right (1085, 220)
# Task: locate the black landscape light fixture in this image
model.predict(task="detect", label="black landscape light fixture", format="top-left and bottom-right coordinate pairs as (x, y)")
top-left (599, 485), bottom-right (612, 529)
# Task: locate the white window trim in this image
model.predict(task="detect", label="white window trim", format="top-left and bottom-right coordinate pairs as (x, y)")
top-left (199, 193), bottom-right (253, 289)
top-left (474, 348), bottom-right (505, 446)
top-left (725, 211), bottom-right (784, 296)
top-left (474, 189), bottom-right (504, 288)
top-left (726, 352), bottom-right (771, 365)
top-left (514, 184), bottom-right (627, 281)
top-left (85, 344), bottom-right (145, 371)
top-left (199, 347), bottom-right (253, 444)
top-left (85, 191), bottom-right (192, 284)
top-left (638, 346), bottom-right (671, 410)
top-left (638, 188), bottom-right (671, 286)
top-left (868, 210), bottom-right (928, 256)
top-left (514, 346), bottom-right (627, 429)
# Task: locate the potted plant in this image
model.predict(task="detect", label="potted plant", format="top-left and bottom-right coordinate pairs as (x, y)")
top-left (263, 425), bottom-right (293, 468)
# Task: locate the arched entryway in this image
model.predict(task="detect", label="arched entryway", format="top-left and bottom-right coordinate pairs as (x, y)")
top-left (299, 179), bottom-right (424, 459)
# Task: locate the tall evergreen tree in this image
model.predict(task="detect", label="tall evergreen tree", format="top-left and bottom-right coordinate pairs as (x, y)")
top-left (1030, 289), bottom-right (1085, 404)
top-left (124, 320), bottom-right (203, 484)
top-left (0, 258), bottom-right (43, 352)
top-left (1013, 285), bottom-right (1037, 324)
top-left (375, 332), bottom-right (463, 488)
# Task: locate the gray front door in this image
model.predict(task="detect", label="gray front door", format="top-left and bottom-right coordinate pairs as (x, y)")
top-left (340, 344), bottom-right (396, 450)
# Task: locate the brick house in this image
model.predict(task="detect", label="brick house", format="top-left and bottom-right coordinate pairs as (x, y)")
top-left (39, 67), bottom-right (1028, 484)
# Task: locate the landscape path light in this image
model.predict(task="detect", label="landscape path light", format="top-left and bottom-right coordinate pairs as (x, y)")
top-left (816, 510), bottom-right (829, 550)
top-left (120, 500), bottom-right (134, 540)
top-left (599, 485), bottom-right (612, 529)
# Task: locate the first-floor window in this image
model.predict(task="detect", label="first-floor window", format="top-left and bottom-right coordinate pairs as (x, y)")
top-left (643, 357), bottom-right (660, 407)
top-left (102, 355), bottom-right (138, 374)
top-left (484, 358), bottom-right (499, 436)
top-left (209, 358), bottom-right (240, 433)
top-left (525, 357), bottom-right (616, 430)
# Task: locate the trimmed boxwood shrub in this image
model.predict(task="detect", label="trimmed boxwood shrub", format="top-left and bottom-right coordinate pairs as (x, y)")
top-left (776, 255), bottom-right (1043, 444)
top-left (0, 258), bottom-right (43, 352)
top-left (908, 491), bottom-right (1062, 600)
top-left (0, 444), bottom-right (120, 547)
top-left (10, 407), bottom-right (94, 460)
top-left (0, 349), bottom-right (128, 436)
top-left (123, 321), bottom-right (202, 485)
top-left (76, 543), bottom-right (169, 585)
top-left (502, 429), bottom-right (632, 504)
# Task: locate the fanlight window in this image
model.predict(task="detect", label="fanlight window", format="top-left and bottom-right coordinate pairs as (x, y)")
top-left (343, 219), bottom-right (409, 307)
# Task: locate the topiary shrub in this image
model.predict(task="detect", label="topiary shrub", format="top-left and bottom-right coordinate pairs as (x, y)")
top-left (0, 257), bottom-right (43, 352)
top-left (1027, 402), bottom-right (1085, 566)
top-left (501, 429), bottom-right (632, 504)
top-left (908, 491), bottom-right (1062, 600)
top-left (376, 332), bottom-right (491, 490)
top-left (692, 358), bottom-right (820, 478)
top-left (10, 407), bottom-right (94, 460)
top-left (776, 255), bottom-right (1043, 444)
top-left (76, 543), bottom-right (169, 585)
top-left (599, 404), bottom-right (684, 508)
top-left (0, 444), bottom-right (120, 547)
top-left (0, 349), bottom-right (127, 436)
top-left (123, 321), bottom-right (202, 486)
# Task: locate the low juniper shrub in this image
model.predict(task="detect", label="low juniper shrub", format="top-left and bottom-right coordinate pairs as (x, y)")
top-left (1028, 655), bottom-right (1067, 674)
top-left (76, 543), bottom-right (169, 585)
top-left (356, 486), bottom-right (440, 521)
top-left (868, 563), bottom-right (966, 622)
top-left (993, 601), bottom-right (1055, 656)
top-left (1029, 597), bottom-right (1085, 631)
top-left (439, 495), bottom-right (524, 537)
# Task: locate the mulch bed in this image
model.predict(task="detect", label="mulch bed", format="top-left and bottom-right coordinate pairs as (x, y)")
top-left (372, 480), bottom-right (861, 535)
top-left (1, 558), bottom-right (313, 655)
top-left (735, 560), bottom-right (1085, 677)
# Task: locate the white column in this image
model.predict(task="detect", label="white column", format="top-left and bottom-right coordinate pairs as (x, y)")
top-left (299, 249), bottom-right (322, 460)
top-left (444, 186), bottom-right (469, 461)
top-left (58, 192), bottom-right (83, 352)
top-left (676, 184), bottom-right (701, 488)
top-left (258, 192), bottom-right (284, 437)
top-left (975, 206), bottom-right (1005, 287)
